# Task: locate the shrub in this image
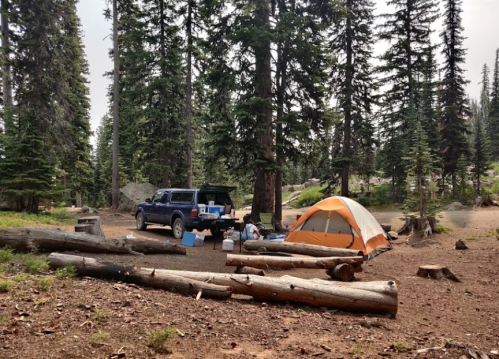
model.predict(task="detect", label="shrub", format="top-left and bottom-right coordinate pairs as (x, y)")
top-left (370, 184), bottom-right (393, 207)
top-left (55, 265), bottom-right (77, 278)
top-left (0, 247), bottom-right (14, 263)
top-left (33, 277), bottom-right (54, 291)
top-left (25, 258), bottom-right (50, 274)
top-left (146, 328), bottom-right (177, 350)
top-left (292, 187), bottom-right (325, 208)
top-left (0, 279), bottom-right (14, 292)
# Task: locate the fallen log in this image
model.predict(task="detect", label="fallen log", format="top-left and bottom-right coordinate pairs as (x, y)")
top-left (226, 254), bottom-right (363, 270)
top-left (326, 263), bottom-right (355, 282)
top-left (77, 216), bottom-right (105, 238)
top-left (157, 269), bottom-right (398, 316)
top-left (243, 240), bottom-right (363, 258)
top-left (417, 265), bottom-right (460, 282)
top-left (47, 253), bottom-right (230, 300)
top-left (234, 266), bottom-right (266, 276)
top-left (0, 228), bottom-right (186, 255)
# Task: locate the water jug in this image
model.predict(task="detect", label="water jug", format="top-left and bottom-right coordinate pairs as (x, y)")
top-left (222, 237), bottom-right (234, 252)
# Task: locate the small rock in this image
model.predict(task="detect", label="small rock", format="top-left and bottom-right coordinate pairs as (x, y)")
top-left (455, 239), bottom-right (468, 250)
top-left (387, 231), bottom-right (399, 240)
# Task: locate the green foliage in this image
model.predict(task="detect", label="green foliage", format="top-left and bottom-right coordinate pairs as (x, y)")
top-left (0, 280), bottom-right (14, 292)
top-left (33, 277), bottom-right (54, 291)
top-left (0, 247), bottom-right (14, 263)
top-left (0, 209), bottom-right (75, 228)
top-left (436, 225), bottom-right (452, 233)
top-left (91, 309), bottom-right (111, 325)
top-left (291, 187), bottom-right (325, 208)
top-left (92, 331), bottom-right (110, 342)
top-left (369, 184), bottom-right (394, 207)
top-left (25, 258), bottom-right (50, 274)
top-left (55, 266), bottom-right (77, 279)
top-left (391, 341), bottom-right (413, 353)
top-left (146, 328), bottom-right (177, 350)
top-left (351, 343), bottom-right (363, 358)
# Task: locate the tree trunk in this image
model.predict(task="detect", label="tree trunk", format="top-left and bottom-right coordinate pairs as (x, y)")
top-left (226, 254), bottom-right (363, 271)
top-left (1, 0), bottom-right (13, 133)
top-left (77, 216), bottom-right (105, 238)
top-left (243, 240), bottom-right (363, 258)
top-left (326, 263), bottom-right (355, 282)
top-left (47, 253), bottom-right (231, 299)
top-left (341, 0), bottom-right (353, 198)
top-left (250, 0), bottom-right (275, 222)
top-left (185, 0), bottom-right (193, 189)
top-left (0, 228), bottom-right (186, 255)
top-left (155, 269), bottom-right (398, 316)
top-left (75, 191), bottom-right (82, 208)
top-left (111, 0), bottom-right (120, 210)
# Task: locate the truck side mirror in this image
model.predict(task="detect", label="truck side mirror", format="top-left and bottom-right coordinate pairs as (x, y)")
top-left (145, 198), bottom-right (151, 203)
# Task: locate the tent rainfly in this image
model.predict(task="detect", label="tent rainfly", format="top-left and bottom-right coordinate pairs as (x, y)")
top-left (286, 196), bottom-right (391, 259)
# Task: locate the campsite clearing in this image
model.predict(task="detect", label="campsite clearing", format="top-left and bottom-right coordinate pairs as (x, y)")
top-left (0, 206), bottom-right (498, 358)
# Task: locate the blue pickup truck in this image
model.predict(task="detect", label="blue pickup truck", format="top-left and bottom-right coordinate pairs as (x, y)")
top-left (134, 185), bottom-right (237, 239)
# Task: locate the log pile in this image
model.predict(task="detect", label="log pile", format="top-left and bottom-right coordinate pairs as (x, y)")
top-left (0, 228), bottom-right (186, 255)
top-left (47, 253), bottom-right (398, 316)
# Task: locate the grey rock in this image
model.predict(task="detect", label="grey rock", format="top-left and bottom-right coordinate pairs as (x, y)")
top-left (119, 182), bottom-right (158, 212)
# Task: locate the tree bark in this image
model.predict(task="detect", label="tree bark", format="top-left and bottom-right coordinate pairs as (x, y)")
top-left (226, 254), bottom-right (363, 271)
top-left (243, 240), bottom-right (363, 258)
top-left (234, 266), bottom-right (266, 276)
top-left (77, 216), bottom-right (105, 238)
top-left (1, 0), bottom-right (13, 129)
top-left (250, 0), bottom-right (275, 222)
top-left (326, 263), bottom-right (355, 282)
top-left (111, 0), bottom-right (120, 210)
top-left (155, 269), bottom-right (398, 316)
top-left (47, 253), bottom-right (230, 299)
top-left (185, 0), bottom-right (193, 189)
top-left (0, 228), bottom-right (186, 255)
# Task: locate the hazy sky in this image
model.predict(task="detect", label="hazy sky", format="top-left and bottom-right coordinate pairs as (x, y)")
top-left (77, 1), bottom-right (499, 141)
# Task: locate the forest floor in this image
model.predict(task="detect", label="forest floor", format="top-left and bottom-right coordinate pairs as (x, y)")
top-left (1, 206), bottom-right (499, 359)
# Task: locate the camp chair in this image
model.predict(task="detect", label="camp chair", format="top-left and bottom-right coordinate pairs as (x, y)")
top-left (260, 213), bottom-right (275, 233)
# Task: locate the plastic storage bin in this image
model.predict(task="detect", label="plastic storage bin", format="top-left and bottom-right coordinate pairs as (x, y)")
top-left (181, 231), bottom-right (205, 247)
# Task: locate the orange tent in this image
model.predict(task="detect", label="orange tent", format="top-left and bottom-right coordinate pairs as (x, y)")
top-left (286, 196), bottom-right (391, 259)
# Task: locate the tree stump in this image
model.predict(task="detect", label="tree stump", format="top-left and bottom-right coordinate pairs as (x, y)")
top-left (474, 195), bottom-right (499, 208)
top-left (75, 224), bottom-right (94, 235)
top-left (326, 263), bottom-right (355, 282)
top-left (77, 216), bottom-right (105, 238)
top-left (417, 265), bottom-right (460, 282)
top-left (398, 216), bottom-right (440, 236)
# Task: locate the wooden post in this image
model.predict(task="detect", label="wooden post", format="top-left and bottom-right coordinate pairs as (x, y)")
top-left (77, 216), bottom-right (105, 238)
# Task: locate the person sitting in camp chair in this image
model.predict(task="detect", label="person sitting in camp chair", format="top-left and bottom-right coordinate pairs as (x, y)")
top-left (241, 219), bottom-right (261, 240)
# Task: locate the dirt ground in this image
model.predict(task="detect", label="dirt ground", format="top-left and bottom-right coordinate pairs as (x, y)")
top-left (1, 206), bottom-right (499, 359)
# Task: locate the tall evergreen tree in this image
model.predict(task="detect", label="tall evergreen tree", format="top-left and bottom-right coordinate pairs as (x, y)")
top-left (112, 0), bottom-right (120, 209)
top-left (488, 49), bottom-right (499, 159)
top-left (479, 63), bottom-right (490, 127)
top-left (471, 100), bottom-right (491, 195)
top-left (0, 0), bottom-right (79, 211)
top-left (329, 0), bottom-right (377, 197)
top-left (377, 0), bottom-right (439, 199)
top-left (439, 0), bottom-right (470, 196)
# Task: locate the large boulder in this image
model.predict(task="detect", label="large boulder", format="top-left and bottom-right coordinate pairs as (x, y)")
top-left (119, 182), bottom-right (158, 212)
top-left (445, 202), bottom-right (465, 211)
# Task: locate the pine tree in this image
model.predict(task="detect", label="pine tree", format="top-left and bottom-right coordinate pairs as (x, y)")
top-left (439, 0), bottom-right (470, 197)
top-left (488, 49), bottom-right (499, 159)
top-left (59, 0), bottom-right (92, 207)
top-left (0, 0), bottom-right (79, 211)
top-left (471, 101), bottom-right (491, 195)
top-left (404, 118), bottom-right (436, 219)
top-left (479, 64), bottom-right (490, 127)
top-left (112, 0), bottom-right (120, 209)
top-left (377, 0), bottom-right (439, 199)
top-left (329, 0), bottom-right (377, 197)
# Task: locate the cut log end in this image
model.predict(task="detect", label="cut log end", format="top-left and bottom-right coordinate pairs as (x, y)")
top-left (326, 263), bottom-right (355, 282)
top-left (417, 265), bottom-right (460, 282)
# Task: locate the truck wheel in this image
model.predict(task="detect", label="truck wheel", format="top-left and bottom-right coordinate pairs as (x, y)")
top-left (136, 213), bottom-right (147, 231)
top-left (172, 218), bottom-right (185, 239)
